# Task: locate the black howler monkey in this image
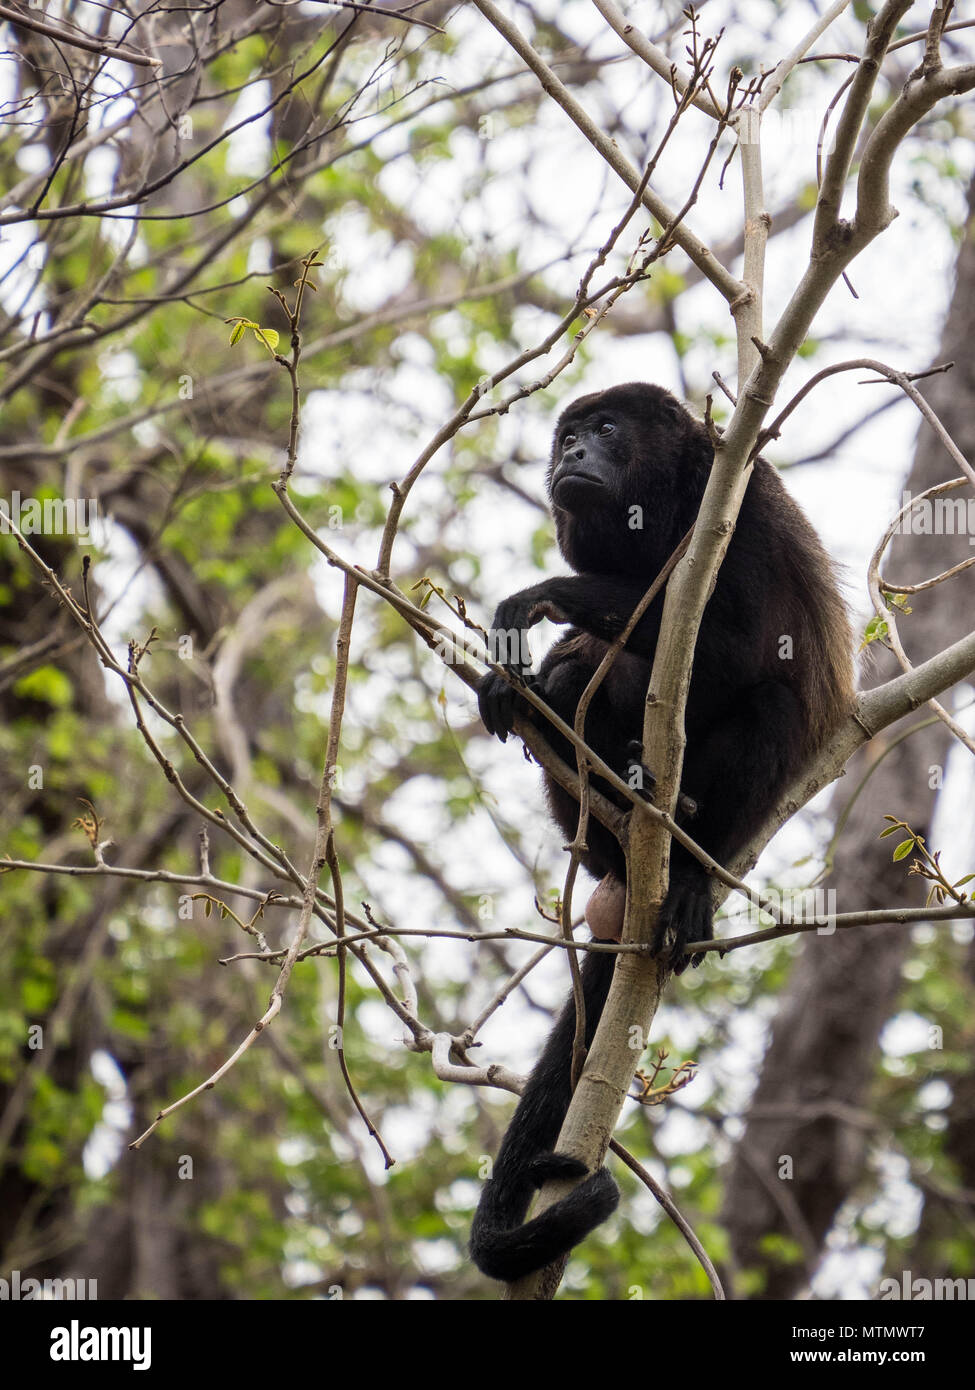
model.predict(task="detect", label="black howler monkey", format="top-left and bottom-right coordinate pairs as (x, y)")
top-left (470, 382), bottom-right (853, 1283)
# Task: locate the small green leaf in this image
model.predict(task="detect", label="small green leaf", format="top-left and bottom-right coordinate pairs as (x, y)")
top-left (892, 839), bottom-right (915, 862)
top-left (229, 323), bottom-right (245, 346)
top-left (883, 590), bottom-right (913, 615)
top-left (860, 615), bottom-right (889, 649)
top-left (879, 825), bottom-right (900, 838)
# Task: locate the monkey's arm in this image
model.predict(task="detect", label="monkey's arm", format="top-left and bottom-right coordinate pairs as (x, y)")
top-left (479, 575), bottom-right (661, 741)
top-left (486, 574), bottom-right (660, 674)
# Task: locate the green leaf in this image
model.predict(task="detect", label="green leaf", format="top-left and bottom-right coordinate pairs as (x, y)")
top-left (892, 840), bottom-right (915, 862)
top-left (860, 615), bottom-right (888, 649)
top-left (885, 591), bottom-right (912, 614)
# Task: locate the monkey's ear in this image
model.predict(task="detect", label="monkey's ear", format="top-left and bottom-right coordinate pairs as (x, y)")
top-left (661, 395), bottom-right (686, 422)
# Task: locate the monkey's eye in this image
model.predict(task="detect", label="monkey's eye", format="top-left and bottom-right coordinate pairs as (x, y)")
top-left (562, 433), bottom-right (577, 448)
top-left (598, 421), bottom-right (615, 436)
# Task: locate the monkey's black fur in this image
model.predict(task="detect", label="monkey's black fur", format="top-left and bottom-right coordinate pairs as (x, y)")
top-left (470, 383), bottom-right (853, 1284)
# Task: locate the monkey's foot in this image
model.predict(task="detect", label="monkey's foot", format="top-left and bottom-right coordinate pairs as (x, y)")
top-left (652, 876), bottom-right (713, 974)
top-left (624, 739), bottom-right (656, 798)
top-left (623, 741), bottom-right (698, 818)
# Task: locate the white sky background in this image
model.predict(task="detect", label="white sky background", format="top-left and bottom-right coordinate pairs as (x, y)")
top-left (4, 0), bottom-right (975, 1295)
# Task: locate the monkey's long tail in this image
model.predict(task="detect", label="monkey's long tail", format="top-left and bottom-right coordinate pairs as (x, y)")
top-left (469, 949), bottom-right (620, 1283)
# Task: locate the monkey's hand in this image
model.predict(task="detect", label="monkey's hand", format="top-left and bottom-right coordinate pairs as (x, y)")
top-left (651, 867), bottom-right (713, 974)
top-left (477, 668), bottom-right (539, 743)
top-left (479, 586), bottom-right (567, 742)
top-left (485, 588), bottom-right (569, 679)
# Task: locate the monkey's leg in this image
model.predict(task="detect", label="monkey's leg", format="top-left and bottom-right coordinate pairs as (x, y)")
top-left (654, 681), bottom-right (805, 971)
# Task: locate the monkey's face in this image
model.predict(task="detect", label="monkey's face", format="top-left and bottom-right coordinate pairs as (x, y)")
top-left (547, 383), bottom-right (708, 572)
top-left (550, 412), bottom-right (624, 513)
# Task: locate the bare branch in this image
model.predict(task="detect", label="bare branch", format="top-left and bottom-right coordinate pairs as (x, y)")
top-left (471, 0), bottom-right (743, 305)
top-left (590, 0), bottom-right (721, 120)
top-left (758, 0), bottom-right (854, 112)
top-left (0, 2), bottom-right (162, 66)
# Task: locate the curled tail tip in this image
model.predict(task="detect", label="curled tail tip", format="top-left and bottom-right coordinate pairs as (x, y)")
top-left (470, 1164), bottom-right (620, 1282)
top-left (587, 1165), bottom-right (621, 1217)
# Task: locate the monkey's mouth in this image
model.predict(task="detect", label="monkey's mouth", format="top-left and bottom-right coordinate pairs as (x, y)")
top-left (552, 472), bottom-right (604, 508)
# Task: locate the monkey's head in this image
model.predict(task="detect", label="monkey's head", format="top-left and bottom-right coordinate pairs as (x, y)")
top-left (547, 382), bottom-right (712, 574)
